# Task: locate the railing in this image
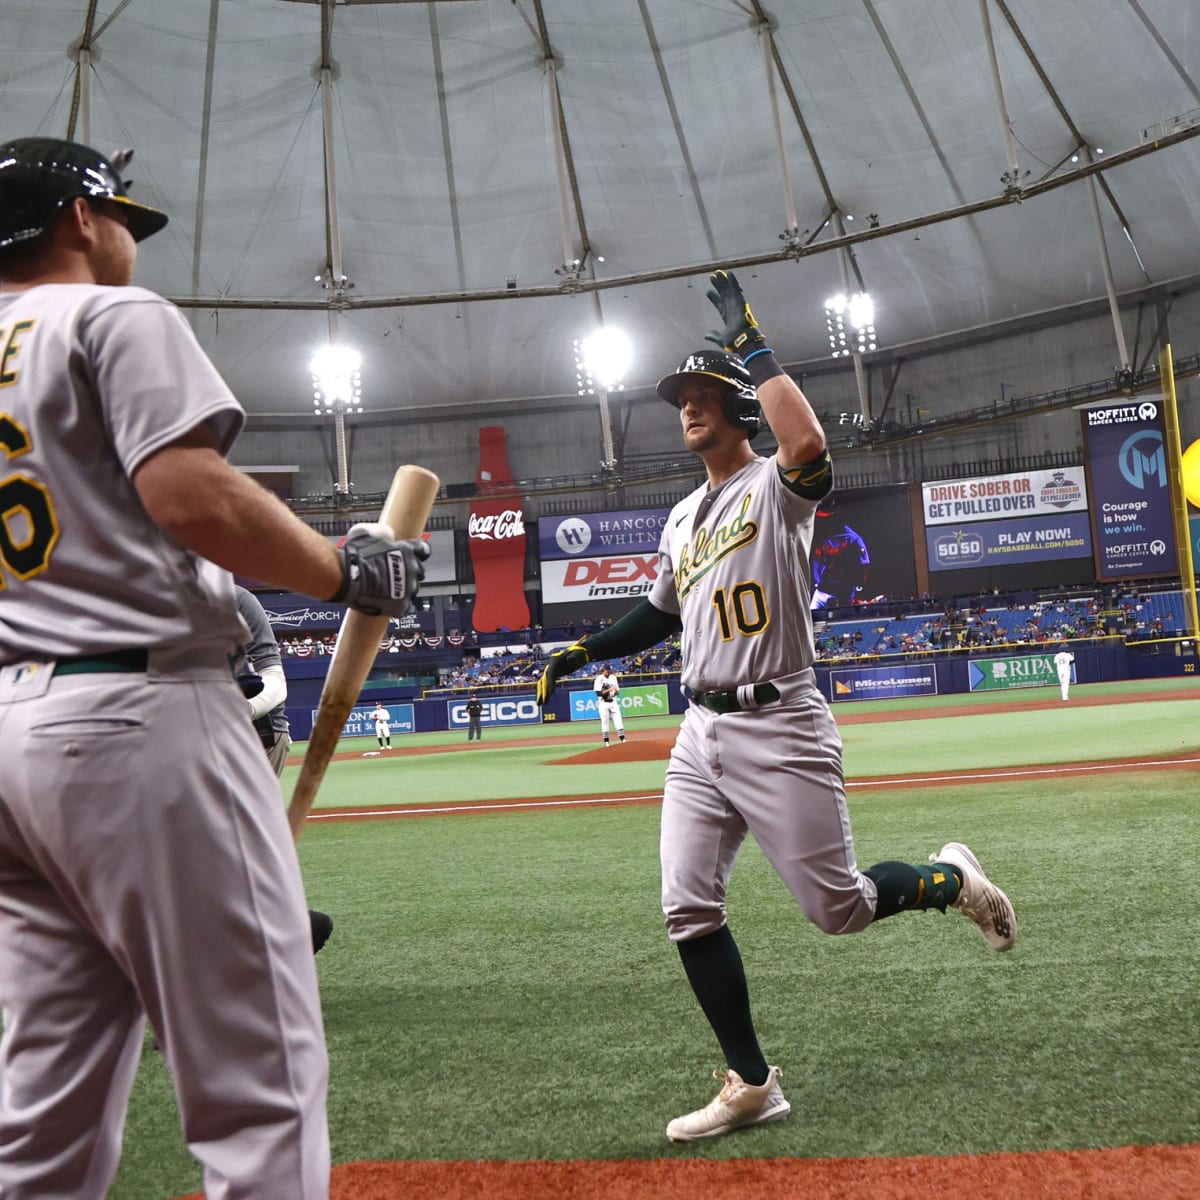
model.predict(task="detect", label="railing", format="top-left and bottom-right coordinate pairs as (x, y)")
top-left (282, 351), bottom-right (1200, 517)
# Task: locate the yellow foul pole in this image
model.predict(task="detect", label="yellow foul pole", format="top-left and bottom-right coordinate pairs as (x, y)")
top-left (1158, 344), bottom-right (1199, 636)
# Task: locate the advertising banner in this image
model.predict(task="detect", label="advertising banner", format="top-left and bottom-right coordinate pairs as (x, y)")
top-left (446, 694), bottom-right (542, 729)
top-left (468, 426), bottom-right (530, 632)
top-left (540, 552), bottom-right (661, 604)
top-left (1082, 400), bottom-right (1177, 579)
top-left (539, 508), bottom-right (670, 562)
top-left (922, 468), bottom-right (1087, 526)
top-left (321, 703), bottom-right (415, 739)
top-left (261, 594), bottom-right (430, 633)
top-left (829, 664), bottom-right (938, 702)
top-left (967, 655), bottom-right (1058, 691)
top-left (925, 512), bottom-right (1092, 572)
top-left (568, 684), bottom-right (671, 720)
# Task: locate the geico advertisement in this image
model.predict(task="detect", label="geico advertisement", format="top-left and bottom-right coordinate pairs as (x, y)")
top-left (446, 695), bottom-right (542, 728)
top-left (569, 684), bottom-right (670, 720)
top-left (539, 553), bottom-right (660, 603)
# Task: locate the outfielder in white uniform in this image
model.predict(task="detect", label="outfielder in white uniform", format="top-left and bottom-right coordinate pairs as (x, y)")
top-left (1054, 643), bottom-right (1076, 701)
top-left (370, 703), bottom-right (392, 749)
top-left (593, 664), bottom-right (626, 746)
top-left (538, 271), bottom-right (1017, 1143)
top-left (0, 137), bottom-right (427, 1200)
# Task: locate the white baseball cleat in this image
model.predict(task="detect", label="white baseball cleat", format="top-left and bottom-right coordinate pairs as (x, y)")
top-left (666, 1066), bottom-right (790, 1142)
top-left (932, 841), bottom-right (1017, 951)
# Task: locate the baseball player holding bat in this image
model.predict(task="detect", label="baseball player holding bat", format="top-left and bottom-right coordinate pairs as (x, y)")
top-left (538, 270), bottom-right (1016, 1142)
top-left (0, 137), bottom-right (428, 1200)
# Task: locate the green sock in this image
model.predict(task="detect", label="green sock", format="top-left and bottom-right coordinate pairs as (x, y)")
top-left (676, 926), bottom-right (769, 1086)
top-left (865, 860), bottom-right (962, 921)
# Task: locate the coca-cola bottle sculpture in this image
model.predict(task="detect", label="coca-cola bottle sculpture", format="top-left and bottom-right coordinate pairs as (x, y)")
top-left (467, 426), bottom-right (530, 633)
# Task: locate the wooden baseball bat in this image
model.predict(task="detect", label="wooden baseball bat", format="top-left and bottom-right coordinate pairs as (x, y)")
top-left (287, 464), bottom-right (441, 839)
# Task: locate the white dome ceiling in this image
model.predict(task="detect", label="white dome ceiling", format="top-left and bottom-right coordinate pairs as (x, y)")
top-left (3, 0), bottom-right (1198, 417)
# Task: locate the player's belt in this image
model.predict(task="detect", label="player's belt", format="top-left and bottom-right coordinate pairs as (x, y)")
top-left (689, 682), bottom-right (781, 713)
top-left (54, 649), bottom-right (149, 676)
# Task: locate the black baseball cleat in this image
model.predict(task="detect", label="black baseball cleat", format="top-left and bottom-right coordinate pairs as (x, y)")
top-left (309, 909), bottom-right (334, 954)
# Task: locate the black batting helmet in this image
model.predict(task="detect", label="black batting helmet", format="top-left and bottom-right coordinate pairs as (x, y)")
top-left (656, 349), bottom-right (762, 439)
top-left (0, 137), bottom-right (168, 251)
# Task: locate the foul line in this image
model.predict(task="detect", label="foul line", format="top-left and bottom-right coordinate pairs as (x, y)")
top-left (845, 755), bottom-right (1200, 789)
top-left (306, 755), bottom-right (1200, 823)
top-left (308, 793), bottom-right (665, 820)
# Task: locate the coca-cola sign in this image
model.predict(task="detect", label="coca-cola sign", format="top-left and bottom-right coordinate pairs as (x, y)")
top-left (469, 426), bottom-right (530, 632)
top-left (469, 509), bottom-right (525, 540)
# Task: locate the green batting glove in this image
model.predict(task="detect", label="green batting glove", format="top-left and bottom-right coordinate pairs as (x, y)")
top-left (535, 641), bottom-right (590, 706)
top-left (704, 269), bottom-right (769, 359)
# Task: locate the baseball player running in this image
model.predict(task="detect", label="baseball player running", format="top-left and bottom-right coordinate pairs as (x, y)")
top-left (235, 586), bottom-right (334, 953)
top-left (369, 702), bottom-right (393, 749)
top-left (538, 270), bottom-right (1016, 1142)
top-left (1054, 642), bottom-right (1075, 701)
top-left (593, 662), bottom-right (626, 746)
top-left (0, 137), bottom-right (428, 1200)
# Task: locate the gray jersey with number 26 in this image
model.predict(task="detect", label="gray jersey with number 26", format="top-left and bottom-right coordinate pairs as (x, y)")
top-left (648, 455), bottom-right (820, 693)
top-left (0, 284), bottom-right (246, 662)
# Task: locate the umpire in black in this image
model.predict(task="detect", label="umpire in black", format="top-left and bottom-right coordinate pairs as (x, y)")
top-left (465, 692), bottom-right (483, 741)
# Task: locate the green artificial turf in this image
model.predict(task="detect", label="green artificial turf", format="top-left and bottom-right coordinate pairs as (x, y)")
top-left (285, 691), bottom-right (1200, 810)
top-left (111, 755), bottom-right (1200, 1196)
top-left (109, 684), bottom-right (1200, 1197)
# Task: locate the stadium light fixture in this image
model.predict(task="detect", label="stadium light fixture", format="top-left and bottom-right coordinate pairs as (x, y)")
top-left (824, 292), bottom-right (877, 358)
top-left (310, 343), bottom-right (364, 414)
top-left (576, 326), bottom-right (632, 394)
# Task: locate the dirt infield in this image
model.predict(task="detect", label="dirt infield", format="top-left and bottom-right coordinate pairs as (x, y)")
top-left (177, 1141), bottom-right (1200, 1199)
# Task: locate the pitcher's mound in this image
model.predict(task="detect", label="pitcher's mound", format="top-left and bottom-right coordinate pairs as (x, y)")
top-left (552, 738), bottom-right (676, 765)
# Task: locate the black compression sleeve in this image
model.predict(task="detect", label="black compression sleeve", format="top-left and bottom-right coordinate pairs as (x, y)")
top-left (579, 599), bottom-right (682, 660)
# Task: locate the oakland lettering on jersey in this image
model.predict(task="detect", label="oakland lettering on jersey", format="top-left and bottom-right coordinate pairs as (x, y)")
top-left (675, 492), bottom-right (759, 600)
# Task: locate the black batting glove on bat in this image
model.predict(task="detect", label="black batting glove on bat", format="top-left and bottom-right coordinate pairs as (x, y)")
top-left (535, 641), bottom-right (591, 705)
top-left (704, 269), bottom-right (770, 360)
top-left (331, 523), bottom-right (430, 617)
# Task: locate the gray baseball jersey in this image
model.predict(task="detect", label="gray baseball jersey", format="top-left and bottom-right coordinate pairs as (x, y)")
top-left (649, 452), bottom-right (876, 945)
top-left (648, 454), bottom-right (819, 692)
top-left (0, 283), bottom-right (328, 1197)
top-left (0, 285), bottom-right (248, 662)
top-left (235, 586), bottom-right (289, 734)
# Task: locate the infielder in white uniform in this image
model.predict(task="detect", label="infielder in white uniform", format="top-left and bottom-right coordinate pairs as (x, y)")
top-left (370, 703), bottom-right (392, 749)
top-left (1054, 642), bottom-right (1076, 701)
top-left (0, 138), bottom-right (428, 1200)
top-left (538, 271), bottom-right (1016, 1142)
top-left (593, 663), bottom-right (626, 746)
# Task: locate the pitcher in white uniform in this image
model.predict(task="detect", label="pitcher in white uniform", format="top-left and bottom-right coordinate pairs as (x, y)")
top-left (537, 271), bottom-right (1017, 1143)
top-left (593, 663), bottom-right (626, 746)
top-left (0, 138), bottom-right (428, 1200)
